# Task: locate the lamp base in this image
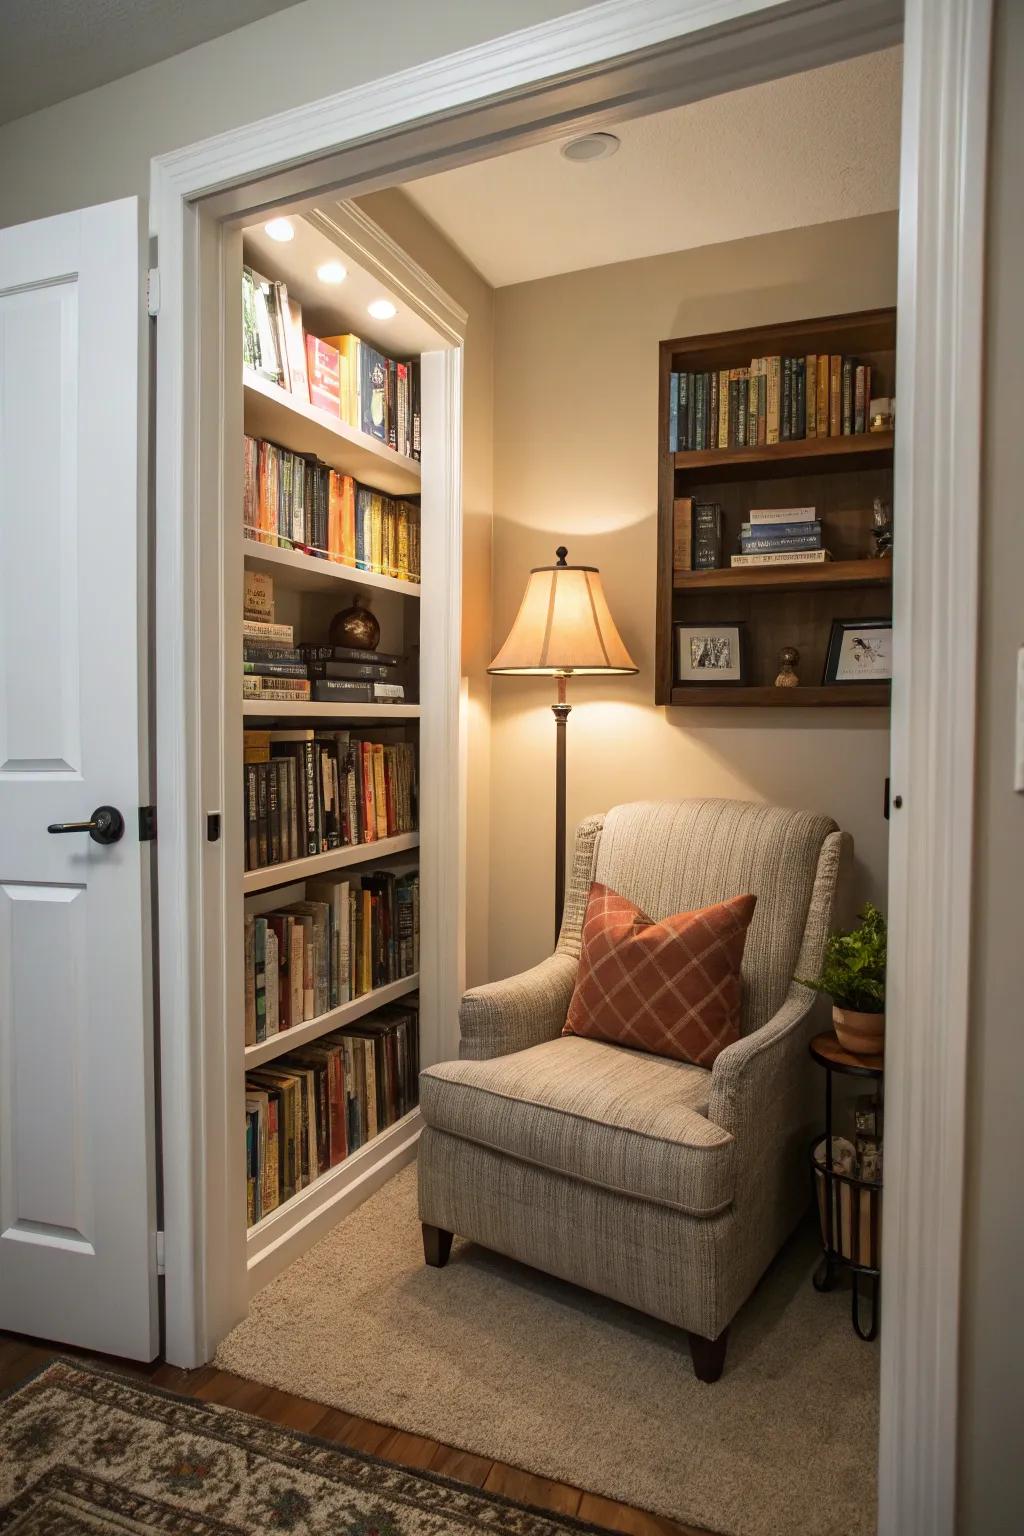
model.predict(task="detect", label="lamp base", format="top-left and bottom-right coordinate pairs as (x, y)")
top-left (552, 681), bottom-right (571, 945)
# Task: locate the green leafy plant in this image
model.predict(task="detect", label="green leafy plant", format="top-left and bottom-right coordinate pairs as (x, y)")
top-left (798, 902), bottom-right (887, 1013)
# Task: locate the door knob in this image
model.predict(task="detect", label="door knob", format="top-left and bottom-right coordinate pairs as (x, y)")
top-left (47, 806), bottom-right (125, 845)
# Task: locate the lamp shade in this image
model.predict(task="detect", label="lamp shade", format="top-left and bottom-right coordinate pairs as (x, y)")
top-left (488, 547), bottom-right (637, 676)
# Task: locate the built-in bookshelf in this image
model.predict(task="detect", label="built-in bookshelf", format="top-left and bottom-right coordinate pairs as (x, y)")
top-left (656, 309), bottom-right (896, 707)
top-left (233, 217), bottom-right (440, 1290)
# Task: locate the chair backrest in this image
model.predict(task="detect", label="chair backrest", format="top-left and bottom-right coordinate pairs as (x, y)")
top-left (559, 799), bottom-right (840, 1033)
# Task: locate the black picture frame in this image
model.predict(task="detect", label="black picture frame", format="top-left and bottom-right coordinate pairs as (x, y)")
top-left (674, 620), bottom-right (748, 686)
top-left (822, 617), bottom-right (893, 685)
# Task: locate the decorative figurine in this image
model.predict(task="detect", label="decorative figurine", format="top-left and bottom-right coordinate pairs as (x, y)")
top-left (868, 396), bottom-right (895, 432)
top-left (774, 645), bottom-right (800, 687)
top-left (328, 592), bottom-right (380, 650)
top-left (872, 496), bottom-right (893, 558)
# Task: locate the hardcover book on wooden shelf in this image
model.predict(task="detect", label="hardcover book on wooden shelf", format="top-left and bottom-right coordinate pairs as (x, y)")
top-left (657, 308), bottom-right (895, 707)
top-left (245, 999), bottom-right (420, 1225)
top-left (244, 870), bottom-right (419, 1045)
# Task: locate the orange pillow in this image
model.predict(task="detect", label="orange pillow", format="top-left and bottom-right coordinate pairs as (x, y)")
top-left (563, 883), bottom-right (756, 1067)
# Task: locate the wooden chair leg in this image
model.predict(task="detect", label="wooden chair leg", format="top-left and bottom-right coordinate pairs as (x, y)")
top-left (687, 1327), bottom-right (729, 1382)
top-left (422, 1223), bottom-right (453, 1268)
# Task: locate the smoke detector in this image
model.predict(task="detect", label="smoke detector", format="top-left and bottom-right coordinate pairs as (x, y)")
top-left (561, 132), bottom-right (621, 163)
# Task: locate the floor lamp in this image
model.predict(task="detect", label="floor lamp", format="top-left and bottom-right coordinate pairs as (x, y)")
top-left (488, 547), bottom-right (638, 944)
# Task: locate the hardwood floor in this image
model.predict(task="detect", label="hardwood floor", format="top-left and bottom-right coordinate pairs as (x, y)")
top-left (0, 1332), bottom-right (713, 1536)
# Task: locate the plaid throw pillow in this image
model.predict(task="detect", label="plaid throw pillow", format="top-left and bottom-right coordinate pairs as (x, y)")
top-left (563, 882), bottom-right (756, 1067)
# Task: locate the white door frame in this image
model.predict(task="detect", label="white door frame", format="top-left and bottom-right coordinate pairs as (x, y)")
top-left (150, 2), bottom-right (991, 1530)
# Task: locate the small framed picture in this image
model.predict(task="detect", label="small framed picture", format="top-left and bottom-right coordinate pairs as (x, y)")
top-left (675, 621), bottom-right (747, 685)
top-left (823, 618), bottom-right (893, 684)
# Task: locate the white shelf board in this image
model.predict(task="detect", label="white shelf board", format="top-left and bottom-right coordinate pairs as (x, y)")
top-left (242, 700), bottom-right (421, 721)
top-left (246, 1107), bottom-right (422, 1294)
top-left (245, 973), bottom-right (419, 1069)
top-left (243, 538), bottom-right (421, 599)
top-left (243, 831), bottom-right (420, 893)
top-left (243, 370), bottom-right (421, 496)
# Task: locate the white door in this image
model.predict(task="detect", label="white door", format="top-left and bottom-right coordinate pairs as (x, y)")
top-left (0, 198), bottom-right (158, 1359)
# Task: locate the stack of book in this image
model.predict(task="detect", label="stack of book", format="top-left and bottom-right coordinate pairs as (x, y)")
top-left (243, 573), bottom-right (310, 703)
top-left (243, 727), bottom-right (417, 871)
top-left (668, 353), bottom-right (879, 451)
top-left (245, 869), bottom-right (419, 1045)
top-left (245, 999), bottom-right (419, 1224)
top-left (731, 506), bottom-right (828, 568)
top-left (243, 266), bottom-right (421, 459)
top-left (242, 433), bottom-right (421, 581)
top-left (242, 574), bottom-right (408, 704)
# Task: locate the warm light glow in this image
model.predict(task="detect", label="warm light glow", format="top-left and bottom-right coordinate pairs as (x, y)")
top-left (316, 260), bottom-right (347, 284)
top-left (264, 218), bottom-right (295, 242)
top-left (367, 298), bottom-right (397, 320)
top-left (489, 551), bottom-right (637, 676)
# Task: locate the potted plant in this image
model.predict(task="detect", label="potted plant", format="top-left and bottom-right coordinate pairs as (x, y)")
top-left (799, 902), bottom-right (887, 1055)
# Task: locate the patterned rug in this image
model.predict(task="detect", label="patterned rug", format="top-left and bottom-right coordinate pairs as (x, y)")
top-left (0, 1360), bottom-right (615, 1535)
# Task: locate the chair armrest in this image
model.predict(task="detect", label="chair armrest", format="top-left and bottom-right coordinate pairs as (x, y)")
top-left (706, 985), bottom-right (816, 1140)
top-left (459, 954), bottom-right (577, 1060)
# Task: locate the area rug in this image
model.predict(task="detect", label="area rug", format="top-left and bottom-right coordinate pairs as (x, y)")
top-left (217, 1165), bottom-right (878, 1536)
top-left (0, 1358), bottom-right (625, 1534)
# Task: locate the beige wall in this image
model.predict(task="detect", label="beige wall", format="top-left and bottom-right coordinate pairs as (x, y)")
top-left (0, 0), bottom-right (585, 226)
top-left (356, 190), bottom-right (495, 986)
top-left (489, 211), bottom-right (897, 979)
top-left (958, 0), bottom-right (1024, 1527)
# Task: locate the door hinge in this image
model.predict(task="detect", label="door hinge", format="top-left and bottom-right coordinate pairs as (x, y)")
top-left (155, 1230), bottom-right (166, 1276)
top-left (147, 268), bottom-right (160, 317)
top-left (139, 805), bottom-right (157, 841)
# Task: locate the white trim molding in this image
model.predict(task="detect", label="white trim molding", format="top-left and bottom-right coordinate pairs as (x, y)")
top-left (880, 1), bottom-right (993, 1533)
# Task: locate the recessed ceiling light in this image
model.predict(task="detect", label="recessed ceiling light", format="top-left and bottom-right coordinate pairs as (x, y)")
top-left (367, 298), bottom-right (397, 320)
top-left (561, 132), bottom-right (621, 163)
top-left (316, 260), bottom-right (348, 285)
top-left (264, 218), bottom-right (295, 242)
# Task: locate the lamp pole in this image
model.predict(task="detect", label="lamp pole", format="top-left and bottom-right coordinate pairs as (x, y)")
top-left (552, 672), bottom-right (570, 944)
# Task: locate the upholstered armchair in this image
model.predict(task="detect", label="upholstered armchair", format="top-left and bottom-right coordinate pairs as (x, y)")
top-left (417, 799), bottom-right (848, 1380)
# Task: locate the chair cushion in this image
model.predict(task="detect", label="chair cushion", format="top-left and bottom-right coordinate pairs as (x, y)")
top-left (562, 883), bottom-right (755, 1067)
top-left (419, 1036), bottom-right (735, 1216)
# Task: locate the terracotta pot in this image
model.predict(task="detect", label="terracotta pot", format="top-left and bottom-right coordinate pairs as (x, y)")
top-left (832, 1004), bottom-right (885, 1056)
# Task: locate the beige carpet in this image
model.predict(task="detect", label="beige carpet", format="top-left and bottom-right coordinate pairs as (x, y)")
top-left (217, 1164), bottom-right (878, 1536)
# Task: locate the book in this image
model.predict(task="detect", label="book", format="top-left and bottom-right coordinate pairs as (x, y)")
top-left (310, 680), bottom-right (375, 703)
top-left (243, 618), bottom-right (293, 643)
top-left (244, 268), bottom-right (284, 386)
top-left (740, 530), bottom-right (822, 554)
top-left (740, 520), bottom-right (821, 541)
top-left (306, 660), bottom-right (398, 682)
top-left (281, 291), bottom-right (308, 403)
top-left (841, 358), bottom-right (855, 435)
top-left (673, 497), bottom-right (693, 576)
top-left (816, 354), bottom-right (830, 438)
top-left (747, 506), bottom-right (817, 525)
top-left (306, 336), bottom-right (342, 415)
top-left (829, 355), bottom-right (842, 436)
top-left (668, 372), bottom-right (679, 452)
top-left (766, 357), bottom-right (781, 445)
top-left (298, 645), bottom-right (401, 666)
top-left (359, 342), bottom-right (389, 443)
top-left (244, 570), bottom-right (274, 621)
top-left (243, 677), bottom-right (311, 701)
top-left (730, 549), bottom-right (832, 566)
top-left (692, 502), bottom-right (723, 570)
top-left (805, 354), bottom-right (817, 438)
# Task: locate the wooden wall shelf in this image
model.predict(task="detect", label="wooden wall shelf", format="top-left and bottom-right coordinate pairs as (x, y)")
top-left (673, 558), bottom-right (892, 594)
top-left (670, 684), bottom-right (891, 708)
top-left (673, 431), bottom-right (894, 481)
top-left (656, 308), bottom-right (896, 707)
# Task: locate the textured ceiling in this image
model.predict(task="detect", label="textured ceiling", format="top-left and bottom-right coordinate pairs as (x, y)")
top-left (404, 48), bottom-right (902, 287)
top-left (0, 0), bottom-right (306, 126)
